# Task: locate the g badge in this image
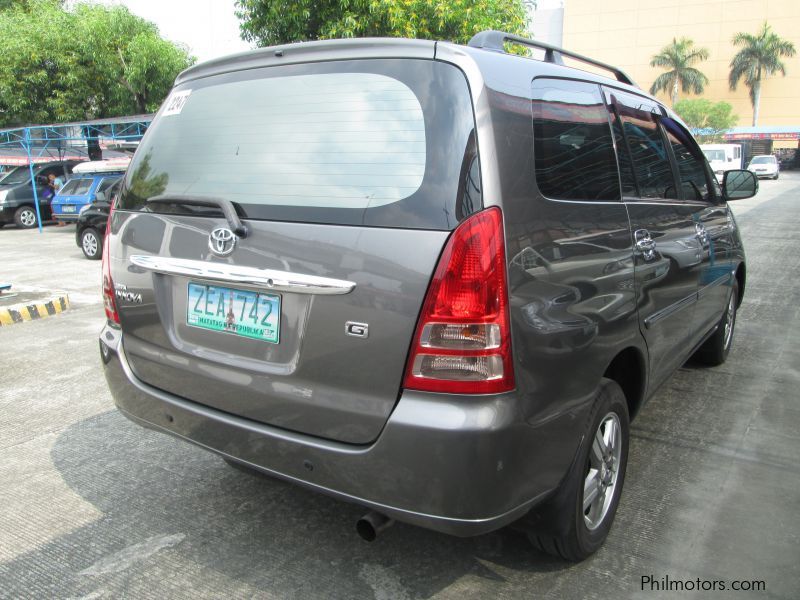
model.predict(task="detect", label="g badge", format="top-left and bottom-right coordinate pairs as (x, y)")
top-left (345, 321), bottom-right (369, 338)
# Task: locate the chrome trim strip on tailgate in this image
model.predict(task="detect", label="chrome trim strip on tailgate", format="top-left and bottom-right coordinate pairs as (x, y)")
top-left (130, 255), bottom-right (356, 295)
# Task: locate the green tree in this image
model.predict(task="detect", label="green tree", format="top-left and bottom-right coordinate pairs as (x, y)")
top-left (649, 38), bottom-right (710, 106)
top-left (729, 22), bottom-right (796, 126)
top-left (0, 0), bottom-right (193, 127)
top-left (673, 99), bottom-right (738, 143)
top-left (235, 0), bottom-right (528, 47)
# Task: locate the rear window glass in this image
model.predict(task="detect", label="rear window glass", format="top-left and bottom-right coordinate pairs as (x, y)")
top-left (60, 178), bottom-right (93, 196)
top-left (119, 60), bottom-right (481, 230)
top-left (532, 78), bottom-right (620, 201)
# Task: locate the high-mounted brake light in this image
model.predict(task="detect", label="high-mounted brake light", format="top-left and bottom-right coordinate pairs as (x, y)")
top-left (101, 198), bottom-right (119, 325)
top-left (403, 207), bottom-right (514, 394)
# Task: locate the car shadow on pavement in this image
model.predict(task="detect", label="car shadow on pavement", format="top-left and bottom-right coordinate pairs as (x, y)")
top-left (1, 410), bottom-right (575, 598)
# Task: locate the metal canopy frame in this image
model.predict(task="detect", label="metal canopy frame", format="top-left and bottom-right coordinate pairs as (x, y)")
top-left (0, 115), bottom-right (152, 232)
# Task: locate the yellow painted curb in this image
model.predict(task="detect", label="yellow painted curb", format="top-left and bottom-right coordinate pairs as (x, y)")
top-left (0, 294), bottom-right (70, 326)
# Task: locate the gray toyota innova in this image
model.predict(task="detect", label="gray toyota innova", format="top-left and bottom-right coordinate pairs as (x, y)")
top-left (100, 31), bottom-right (757, 561)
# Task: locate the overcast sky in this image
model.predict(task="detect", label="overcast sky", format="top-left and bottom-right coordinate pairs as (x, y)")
top-left (95, 0), bottom-right (252, 63)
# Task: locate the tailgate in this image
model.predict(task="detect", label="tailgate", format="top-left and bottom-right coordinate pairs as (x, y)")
top-left (109, 56), bottom-right (480, 444)
top-left (112, 215), bottom-right (448, 444)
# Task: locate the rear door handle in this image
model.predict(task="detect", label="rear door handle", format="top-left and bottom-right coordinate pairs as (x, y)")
top-left (695, 223), bottom-right (709, 246)
top-left (634, 229), bottom-right (657, 260)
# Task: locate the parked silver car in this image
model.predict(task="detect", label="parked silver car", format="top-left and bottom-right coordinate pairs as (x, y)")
top-left (100, 31), bottom-right (757, 561)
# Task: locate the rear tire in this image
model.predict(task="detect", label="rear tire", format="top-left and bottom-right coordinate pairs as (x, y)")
top-left (14, 206), bottom-right (38, 229)
top-left (692, 280), bottom-right (738, 366)
top-left (80, 228), bottom-right (102, 260)
top-left (524, 379), bottom-right (630, 561)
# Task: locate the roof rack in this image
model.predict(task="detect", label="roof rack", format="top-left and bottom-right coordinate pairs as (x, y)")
top-left (467, 30), bottom-right (637, 88)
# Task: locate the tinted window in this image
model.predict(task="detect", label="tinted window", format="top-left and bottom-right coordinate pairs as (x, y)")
top-left (662, 119), bottom-right (712, 201)
top-left (532, 79), bottom-right (620, 201)
top-left (119, 60), bottom-right (480, 230)
top-left (0, 168), bottom-right (30, 185)
top-left (60, 178), bottom-right (93, 196)
top-left (609, 91), bottom-right (675, 199)
top-left (606, 105), bottom-right (637, 197)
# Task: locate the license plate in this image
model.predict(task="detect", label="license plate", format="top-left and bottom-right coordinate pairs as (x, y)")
top-left (62, 205), bottom-right (76, 213)
top-left (187, 282), bottom-right (280, 343)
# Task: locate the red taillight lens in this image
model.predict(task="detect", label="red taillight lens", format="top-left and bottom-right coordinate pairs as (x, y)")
top-left (403, 207), bottom-right (514, 394)
top-left (101, 203), bottom-right (119, 325)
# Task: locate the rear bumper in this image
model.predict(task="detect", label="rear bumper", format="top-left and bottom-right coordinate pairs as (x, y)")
top-left (100, 325), bottom-right (588, 537)
top-left (52, 211), bottom-right (80, 221)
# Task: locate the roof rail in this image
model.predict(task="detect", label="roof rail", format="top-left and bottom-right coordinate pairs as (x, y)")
top-left (467, 30), bottom-right (638, 88)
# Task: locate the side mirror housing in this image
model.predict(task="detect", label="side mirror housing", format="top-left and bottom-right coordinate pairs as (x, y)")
top-left (722, 170), bottom-right (758, 201)
top-left (95, 191), bottom-right (107, 203)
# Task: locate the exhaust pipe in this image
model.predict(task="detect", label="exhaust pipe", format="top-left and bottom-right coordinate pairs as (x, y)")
top-left (356, 511), bottom-right (394, 542)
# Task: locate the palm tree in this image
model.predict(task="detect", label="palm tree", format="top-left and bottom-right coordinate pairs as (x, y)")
top-left (729, 22), bottom-right (796, 126)
top-left (649, 38), bottom-right (710, 106)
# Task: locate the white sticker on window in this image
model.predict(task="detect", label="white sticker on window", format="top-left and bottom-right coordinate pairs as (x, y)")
top-left (162, 90), bottom-right (191, 116)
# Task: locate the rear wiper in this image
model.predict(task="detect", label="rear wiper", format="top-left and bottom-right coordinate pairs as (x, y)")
top-left (147, 194), bottom-right (248, 238)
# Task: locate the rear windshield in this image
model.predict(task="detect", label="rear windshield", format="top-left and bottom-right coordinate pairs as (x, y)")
top-left (703, 150), bottom-right (724, 161)
top-left (118, 59), bottom-right (481, 230)
top-left (60, 178), bottom-right (93, 196)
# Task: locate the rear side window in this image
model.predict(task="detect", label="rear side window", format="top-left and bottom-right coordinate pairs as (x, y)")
top-left (60, 178), bottom-right (93, 196)
top-left (119, 60), bottom-right (481, 230)
top-left (532, 78), bottom-right (619, 201)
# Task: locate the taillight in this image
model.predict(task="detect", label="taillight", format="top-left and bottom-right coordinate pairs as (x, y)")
top-left (403, 207), bottom-right (514, 394)
top-left (101, 202), bottom-right (119, 325)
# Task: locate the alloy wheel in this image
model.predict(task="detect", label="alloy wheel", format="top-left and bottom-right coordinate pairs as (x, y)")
top-left (583, 412), bottom-right (622, 530)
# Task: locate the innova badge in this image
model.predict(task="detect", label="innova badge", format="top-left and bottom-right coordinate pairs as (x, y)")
top-left (209, 227), bottom-right (237, 257)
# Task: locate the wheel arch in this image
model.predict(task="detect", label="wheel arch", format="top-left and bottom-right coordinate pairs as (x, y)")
top-left (735, 262), bottom-right (746, 307)
top-left (602, 346), bottom-right (647, 421)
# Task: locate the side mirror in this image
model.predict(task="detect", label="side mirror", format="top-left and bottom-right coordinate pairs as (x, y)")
top-left (722, 170), bottom-right (758, 201)
top-left (95, 191), bottom-right (107, 202)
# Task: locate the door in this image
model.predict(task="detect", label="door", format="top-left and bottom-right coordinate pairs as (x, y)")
top-left (604, 88), bottom-right (702, 390)
top-left (660, 118), bottom-right (733, 346)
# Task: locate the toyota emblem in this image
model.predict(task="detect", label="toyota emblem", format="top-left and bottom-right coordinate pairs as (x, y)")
top-left (208, 227), bottom-right (237, 257)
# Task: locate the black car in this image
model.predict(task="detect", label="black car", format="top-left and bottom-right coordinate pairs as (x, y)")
top-left (75, 180), bottom-right (119, 259)
top-left (0, 161), bottom-right (83, 228)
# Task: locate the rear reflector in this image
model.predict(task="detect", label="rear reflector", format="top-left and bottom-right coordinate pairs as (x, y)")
top-left (402, 207), bottom-right (514, 394)
top-left (101, 200), bottom-right (119, 325)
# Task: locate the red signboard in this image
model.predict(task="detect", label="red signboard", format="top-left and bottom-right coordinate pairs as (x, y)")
top-left (725, 132), bottom-right (800, 141)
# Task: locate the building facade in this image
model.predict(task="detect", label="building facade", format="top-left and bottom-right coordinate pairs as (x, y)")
top-left (560, 0), bottom-right (800, 129)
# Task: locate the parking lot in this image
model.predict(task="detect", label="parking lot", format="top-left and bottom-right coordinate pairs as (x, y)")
top-left (1, 175), bottom-right (799, 599)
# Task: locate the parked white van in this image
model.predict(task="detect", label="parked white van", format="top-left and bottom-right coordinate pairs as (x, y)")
top-left (701, 144), bottom-right (743, 181)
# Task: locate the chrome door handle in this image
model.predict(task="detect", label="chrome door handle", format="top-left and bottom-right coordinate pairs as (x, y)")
top-left (695, 223), bottom-right (709, 246)
top-left (634, 229), bottom-right (657, 260)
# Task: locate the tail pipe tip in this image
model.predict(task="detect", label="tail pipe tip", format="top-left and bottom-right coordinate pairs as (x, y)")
top-left (356, 511), bottom-right (395, 542)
